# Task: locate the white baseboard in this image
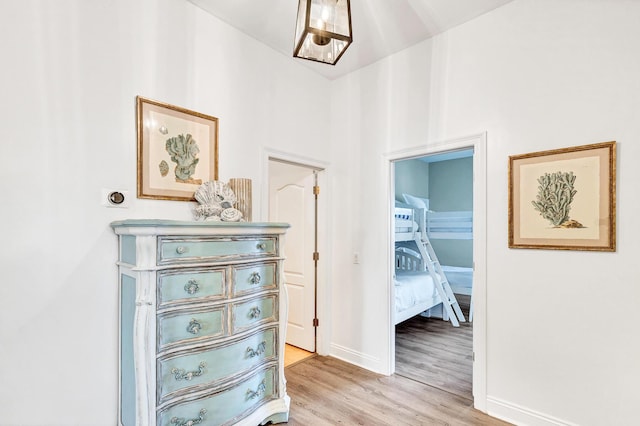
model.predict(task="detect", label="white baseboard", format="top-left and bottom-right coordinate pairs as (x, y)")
top-left (329, 343), bottom-right (388, 375)
top-left (487, 396), bottom-right (579, 426)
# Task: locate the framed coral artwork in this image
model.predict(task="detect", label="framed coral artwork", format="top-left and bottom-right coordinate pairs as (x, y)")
top-left (137, 96), bottom-right (218, 201)
top-left (509, 141), bottom-right (616, 251)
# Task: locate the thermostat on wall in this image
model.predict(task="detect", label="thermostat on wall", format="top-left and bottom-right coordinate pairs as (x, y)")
top-left (102, 188), bottom-right (130, 208)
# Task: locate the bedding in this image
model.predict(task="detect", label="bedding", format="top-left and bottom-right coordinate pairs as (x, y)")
top-left (441, 265), bottom-right (473, 296)
top-left (394, 271), bottom-right (437, 313)
top-left (394, 245), bottom-right (472, 324)
top-left (394, 246), bottom-right (443, 324)
top-left (402, 193), bottom-right (429, 210)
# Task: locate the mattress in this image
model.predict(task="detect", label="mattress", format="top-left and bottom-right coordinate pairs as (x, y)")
top-left (441, 265), bottom-right (472, 295)
top-left (394, 271), bottom-right (438, 313)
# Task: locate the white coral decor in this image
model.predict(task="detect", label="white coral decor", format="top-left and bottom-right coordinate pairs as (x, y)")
top-left (193, 181), bottom-right (242, 221)
top-left (220, 207), bottom-right (243, 222)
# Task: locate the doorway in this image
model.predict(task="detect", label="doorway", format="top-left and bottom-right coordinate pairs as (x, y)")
top-left (268, 159), bottom-right (322, 358)
top-left (386, 133), bottom-right (487, 410)
top-left (393, 149), bottom-right (474, 399)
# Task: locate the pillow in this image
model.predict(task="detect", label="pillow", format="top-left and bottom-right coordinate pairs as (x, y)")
top-left (402, 194), bottom-right (429, 210)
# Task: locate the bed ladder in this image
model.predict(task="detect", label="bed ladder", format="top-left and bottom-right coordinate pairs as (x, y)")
top-left (414, 235), bottom-right (466, 327)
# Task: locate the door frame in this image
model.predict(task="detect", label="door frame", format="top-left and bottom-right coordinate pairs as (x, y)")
top-left (385, 132), bottom-right (487, 412)
top-left (262, 147), bottom-right (331, 356)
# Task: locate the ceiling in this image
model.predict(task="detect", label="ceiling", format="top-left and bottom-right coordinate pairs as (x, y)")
top-left (188, 0), bottom-right (515, 80)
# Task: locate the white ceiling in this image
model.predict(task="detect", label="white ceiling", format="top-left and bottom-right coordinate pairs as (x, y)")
top-left (188, 0), bottom-right (515, 80)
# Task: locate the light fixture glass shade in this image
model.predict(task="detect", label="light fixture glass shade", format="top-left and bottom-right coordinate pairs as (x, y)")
top-left (293, 0), bottom-right (352, 65)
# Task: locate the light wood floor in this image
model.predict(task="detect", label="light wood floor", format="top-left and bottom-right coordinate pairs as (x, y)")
top-left (282, 295), bottom-right (510, 424)
top-left (395, 294), bottom-right (473, 399)
top-left (284, 344), bottom-right (315, 367)
top-left (284, 355), bottom-right (511, 425)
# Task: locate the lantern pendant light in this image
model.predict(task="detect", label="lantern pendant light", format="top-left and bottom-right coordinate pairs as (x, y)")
top-left (293, 0), bottom-right (353, 65)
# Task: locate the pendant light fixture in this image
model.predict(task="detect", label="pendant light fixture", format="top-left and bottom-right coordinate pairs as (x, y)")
top-left (293, 0), bottom-right (352, 65)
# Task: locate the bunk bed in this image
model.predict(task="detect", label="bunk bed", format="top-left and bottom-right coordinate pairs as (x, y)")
top-left (394, 245), bottom-right (440, 324)
top-left (393, 199), bottom-right (473, 324)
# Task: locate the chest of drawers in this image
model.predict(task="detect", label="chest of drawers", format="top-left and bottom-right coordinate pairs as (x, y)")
top-left (111, 220), bottom-right (290, 426)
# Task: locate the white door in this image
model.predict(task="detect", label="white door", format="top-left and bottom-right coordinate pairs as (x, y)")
top-left (269, 161), bottom-right (317, 352)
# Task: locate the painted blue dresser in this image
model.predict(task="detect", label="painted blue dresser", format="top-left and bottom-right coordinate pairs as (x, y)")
top-left (111, 220), bottom-right (290, 426)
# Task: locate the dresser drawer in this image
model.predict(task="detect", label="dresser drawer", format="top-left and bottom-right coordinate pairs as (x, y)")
top-left (158, 268), bottom-right (226, 307)
top-left (158, 237), bottom-right (277, 265)
top-left (231, 295), bottom-right (277, 334)
top-left (158, 306), bottom-right (227, 351)
top-left (157, 365), bottom-right (278, 426)
top-left (233, 262), bottom-right (277, 296)
top-left (157, 327), bottom-right (277, 404)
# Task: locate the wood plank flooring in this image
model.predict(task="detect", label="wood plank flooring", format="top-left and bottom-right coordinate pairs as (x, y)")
top-left (284, 355), bottom-right (510, 425)
top-left (283, 295), bottom-right (510, 425)
top-left (395, 294), bottom-right (473, 399)
top-left (285, 344), bottom-right (315, 367)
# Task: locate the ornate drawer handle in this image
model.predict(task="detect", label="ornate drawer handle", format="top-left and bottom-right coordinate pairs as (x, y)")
top-left (187, 319), bottom-right (202, 334)
top-left (246, 380), bottom-right (266, 400)
top-left (176, 246), bottom-right (189, 255)
top-left (246, 341), bottom-right (267, 358)
top-left (249, 272), bottom-right (262, 285)
top-left (184, 279), bottom-right (200, 295)
top-left (256, 242), bottom-right (267, 250)
top-left (248, 307), bottom-right (261, 319)
top-left (171, 362), bottom-right (206, 381)
top-left (170, 409), bottom-right (206, 426)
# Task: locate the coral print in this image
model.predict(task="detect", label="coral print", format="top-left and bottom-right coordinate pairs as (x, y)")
top-left (165, 134), bottom-right (202, 185)
top-left (531, 171), bottom-right (584, 228)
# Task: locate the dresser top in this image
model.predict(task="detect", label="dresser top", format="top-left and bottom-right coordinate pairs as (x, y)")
top-left (111, 219), bottom-right (290, 236)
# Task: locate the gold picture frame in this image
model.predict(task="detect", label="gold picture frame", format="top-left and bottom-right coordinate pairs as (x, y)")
top-left (508, 141), bottom-right (616, 251)
top-left (137, 96), bottom-right (218, 201)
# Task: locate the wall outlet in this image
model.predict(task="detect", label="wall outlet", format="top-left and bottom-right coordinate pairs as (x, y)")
top-left (101, 188), bottom-right (130, 208)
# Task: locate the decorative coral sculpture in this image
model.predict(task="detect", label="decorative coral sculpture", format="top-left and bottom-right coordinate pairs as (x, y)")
top-left (531, 171), bottom-right (578, 227)
top-left (165, 134), bottom-right (201, 184)
top-left (193, 181), bottom-right (243, 222)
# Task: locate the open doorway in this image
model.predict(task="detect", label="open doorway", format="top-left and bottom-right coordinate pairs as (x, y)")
top-left (393, 149), bottom-right (474, 399)
top-left (268, 158), bottom-right (322, 366)
top-left (387, 133), bottom-right (487, 410)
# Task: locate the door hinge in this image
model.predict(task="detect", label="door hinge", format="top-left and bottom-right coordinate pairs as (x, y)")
top-left (313, 318), bottom-right (319, 327)
top-left (313, 185), bottom-right (320, 195)
top-left (313, 252), bottom-right (320, 261)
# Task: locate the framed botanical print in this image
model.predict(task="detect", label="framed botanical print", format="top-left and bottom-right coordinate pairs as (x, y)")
top-left (509, 141), bottom-right (616, 251)
top-left (137, 96), bottom-right (218, 201)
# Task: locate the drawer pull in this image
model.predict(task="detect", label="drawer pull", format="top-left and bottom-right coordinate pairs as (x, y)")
top-left (249, 272), bottom-right (262, 285)
top-left (248, 307), bottom-right (262, 319)
top-left (171, 362), bottom-right (206, 381)
top-left (256, 242), bottom-right (267, 250)
top-left (175, 246), bottom-right (189, 255)
top-left (246, 379), bottom-right (266, 400)
top-left (184, 279), bottom-right (200, 295)
top-left (170, 408), bottom-right (206, 426)
top-left (187, 319), bottom-right (202, 335)
top-left (246, 341), bottom-right (267, 358)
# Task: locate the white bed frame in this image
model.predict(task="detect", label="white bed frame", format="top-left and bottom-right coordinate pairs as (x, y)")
top-left (394, 202), bottom-right (473, 324)
top-left (395, 204), bottom-right (473, 241)
top-left (394, 246), bottom-right (442, 324)
top-left (426, 210), bottom-right (473, 240)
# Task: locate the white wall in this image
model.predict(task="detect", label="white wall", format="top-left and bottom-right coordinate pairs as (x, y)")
top-left (329, 0), bottom-right (640, 425)
top-left (0, 0), bottom-right (331, 423)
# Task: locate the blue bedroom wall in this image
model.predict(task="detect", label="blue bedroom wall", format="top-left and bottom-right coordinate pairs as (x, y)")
top-left (429, 157), bottom-right (473, 267)
top-left (394, 159), bottom-right (429, 203)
